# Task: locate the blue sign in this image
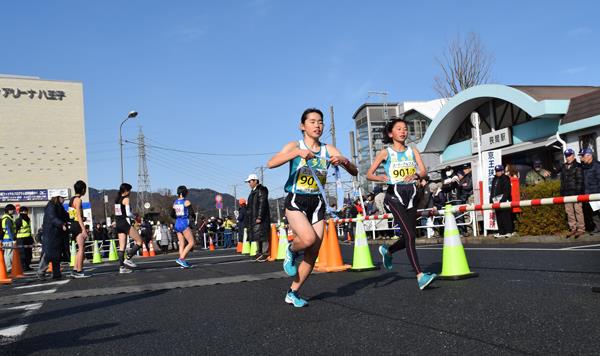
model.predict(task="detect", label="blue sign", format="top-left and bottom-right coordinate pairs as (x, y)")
top-left (216, 201), bottom-right (223, 210)
top-left (0, 189), bottom-right (48, 202)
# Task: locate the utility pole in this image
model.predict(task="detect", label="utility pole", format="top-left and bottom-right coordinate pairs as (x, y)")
top-left (255, 166), bottom-right (265, 183)
top-left (231, 184), bottom-right (238, 210)
top-left (137, 126), bottom-right (151, 216)
top-left (329, 105), bottom-right (336, 147)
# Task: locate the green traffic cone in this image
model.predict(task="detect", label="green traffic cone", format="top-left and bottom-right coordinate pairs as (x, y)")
top-left (69, 241), bottom-right (76, 267)
top-left (350, 215), bottom-right (378, 271)
top-left (92, 241), bottom-right (103, 264)
top-left (241, 228), bottom-right (250, 255)
top-left (439, 204), bottom-right (478, 280)
top-left (276, 226), bottom-right (289, 260)
top-left (249, 241), bottom-right (258, 257)
top-left (108, 239), bottom-right (118, 261)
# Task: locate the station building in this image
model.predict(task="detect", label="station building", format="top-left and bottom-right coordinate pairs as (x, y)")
top-left (0, 74), bottom-right (90, 233)
top-left (417, 84), bottom-right (600, 189)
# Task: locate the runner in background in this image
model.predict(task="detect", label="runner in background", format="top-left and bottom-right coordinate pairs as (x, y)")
top-left (68, 180), bottom-right (90, 278)
top-left (171, 185), bottom-right (196, 268)
top-left (114, 183), bottom-right (144, 274)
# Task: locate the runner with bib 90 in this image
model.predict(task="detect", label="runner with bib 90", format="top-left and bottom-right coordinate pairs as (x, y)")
top-left (366, 118), bottom-right (437, 290)
top-left (267, 108), bottom-right (357, 307)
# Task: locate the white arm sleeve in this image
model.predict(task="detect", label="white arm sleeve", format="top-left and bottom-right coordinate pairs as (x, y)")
top-left (125, 205), bottom-right (135, 219)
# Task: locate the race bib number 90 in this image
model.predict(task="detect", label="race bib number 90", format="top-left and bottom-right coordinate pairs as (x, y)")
top-left (297, 166), bottom-right (326, 193)
top-left (390, 161), bottom-right (416, 184)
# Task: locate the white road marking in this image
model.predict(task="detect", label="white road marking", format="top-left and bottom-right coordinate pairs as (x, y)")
top-left (0, 303), bottom-right (43, 338)
top-left (561, 244), bottom-right (600, 250)
top-left (14, 280), bottom-right (70, 289)
top-left (21, 288), bottom-right (57, 296)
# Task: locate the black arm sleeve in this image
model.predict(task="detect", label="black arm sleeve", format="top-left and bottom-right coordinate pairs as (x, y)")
top-left (188, 205), bottom-right (196, 224)
top-left (170, 208), bottom-right (176, 219)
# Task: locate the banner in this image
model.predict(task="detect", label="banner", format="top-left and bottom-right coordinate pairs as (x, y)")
top-left (482, 149), bottom-right (502, 231)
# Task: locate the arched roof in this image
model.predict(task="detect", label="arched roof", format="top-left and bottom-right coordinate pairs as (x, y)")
top-left (418, 84), bottom-right (572, 152)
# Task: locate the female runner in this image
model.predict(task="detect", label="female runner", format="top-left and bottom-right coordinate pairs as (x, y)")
top-left (366, 118), bottom-right (436, 290)
top-left (171, 185), bottom-right (196, 268)
top-left (267, 108), bottom-right (357, 307)
top-left (114, 183), bottom-right (144, 274)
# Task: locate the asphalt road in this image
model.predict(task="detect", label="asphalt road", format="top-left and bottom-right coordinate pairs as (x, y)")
top-left (1, 242), bottom-right (599, 355)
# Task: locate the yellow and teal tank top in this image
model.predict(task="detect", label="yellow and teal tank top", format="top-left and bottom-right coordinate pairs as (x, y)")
top-left (284, 140), bottom-right (330, 195)
top-left (383, 146), bottom-right (418, 185)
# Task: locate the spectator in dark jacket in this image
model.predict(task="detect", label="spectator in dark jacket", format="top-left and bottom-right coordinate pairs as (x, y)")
top-left (580, 148), bottom-right (600, 233)
top-left (457, 164), bottom-right (474, 204)
top-left (237, 199), bottom-right (247, 243)
top-left (245, 174), bottom-right (271, 261)
top-left (490, 164), bottom-right (513, 237)
top-left (37, 193), bottom-right (69, 280)
top-left (560, 148), bottom-right (585, 238)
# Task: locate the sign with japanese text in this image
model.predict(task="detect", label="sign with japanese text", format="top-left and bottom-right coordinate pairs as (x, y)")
top-left (0, 189), bottom-right (48, 202)
top-left (481, 128), bottom-right (512, 151)
top-left (482, 149), bottom-right (502, 231)
top-left (0, 88), bottom-right (66, 101)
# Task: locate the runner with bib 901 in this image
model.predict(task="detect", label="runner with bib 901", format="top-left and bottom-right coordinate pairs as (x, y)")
top-left (366, 117), bottom-right (437, 290)
top-left (267, 108), bottom-right (358, 308)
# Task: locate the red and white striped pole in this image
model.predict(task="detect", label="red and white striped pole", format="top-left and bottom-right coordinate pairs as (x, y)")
top-left (335, 193), bottom-right (600, 224)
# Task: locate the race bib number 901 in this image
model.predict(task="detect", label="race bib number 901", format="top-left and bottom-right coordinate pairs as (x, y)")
top-left (297, 166), bottom-right (326, 193)
top-left (390, 161), bottom-right (416, 183)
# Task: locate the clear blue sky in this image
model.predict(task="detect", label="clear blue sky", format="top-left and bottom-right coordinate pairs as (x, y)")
top-left (2, 0), bottom-right (598, 199)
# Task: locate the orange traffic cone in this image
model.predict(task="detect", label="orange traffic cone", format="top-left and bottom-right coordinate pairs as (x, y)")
top-left (0, 245), bottom-right (12, 284)
top-left (267, 224), bottom-right (279, 262)
top-left (10, 246), bottom-right (25, 278)
top-left (149, 241), bottom-right (156, 257)
top-left (314, 223), bottom-right (328, 269)
top-left (236, 241), bottom-right (243, 253)
top-left (314, 219), bottom-right (351, 273)
top-left (47, 263), bottom-right (53, 273)
top-left (142, 243), bottom-right (149, 257)
top-left (209, 238), bottom-right (215, 251)
top-left (346, 231), bottom-right (352, 242)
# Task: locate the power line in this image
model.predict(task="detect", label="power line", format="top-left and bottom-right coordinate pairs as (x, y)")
top-left (123, 140), bottom-right (277, 157)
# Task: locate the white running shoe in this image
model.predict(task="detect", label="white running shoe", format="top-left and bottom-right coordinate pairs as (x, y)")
top-left (119, 266), bottom-right (133, 274)
top-left (123, 258), bottom-right (137, 268)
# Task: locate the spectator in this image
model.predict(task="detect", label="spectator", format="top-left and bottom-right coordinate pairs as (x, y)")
top-left (353, 199), bottom-right (363, 215)
top-left (197, 216), bottom-right (208, 245)
top-left (37, 193), bottom-right (69, 280)
top-left (457, 165), bottom-right (474, 204)
top-left (505, 164), bottom-right (520, 179)
top-left (223, 216), bottom-right (235, 248)
top-left (441, 166), bottom-right (459, 202)
top-left (490, 164), bottom-right (513, 238)
top-left (139, 218), bottom-right (152, 251)
top-left (15, 206), bottom-right (34, 271)
top-left (1, 204), bottom-right (16, 272)
top-left (237, 199), bottom-right (247, 244)
top-left (245, 173), bottom-right (271, 262)
top-left (580, 148), bottom-right (600, 233)
top-left (373, 186), bottom-right (385, 216)
top-left (560, 148), bottom-right (585, 238)
top-left (169, 223), bottom-right (178, 251)
top-left (364, 194), bottom-right (375, 216)
top-left (431, 182), bottom-right (446, 210)
top-left (525, 159), bottom-right (551, 186)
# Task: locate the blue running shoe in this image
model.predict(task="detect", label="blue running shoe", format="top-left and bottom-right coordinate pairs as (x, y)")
top-left (283, 245), bottom-right (298, 276)
top-left (418, 272), bottom-right (437, 290)
top-left (175, 258), bottom-right (186, 268)
top-left (379, 245), bottom-right (393, 270)
top-left (285, 290), bottom-right (308, 308)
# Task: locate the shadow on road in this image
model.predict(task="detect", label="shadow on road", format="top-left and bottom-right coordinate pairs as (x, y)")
top-left (310, 273), bottom-right (406, 301)
top-left (4, 322), bottom-right (155, 355)
top-left (0, 291), bottom-right (166, 330)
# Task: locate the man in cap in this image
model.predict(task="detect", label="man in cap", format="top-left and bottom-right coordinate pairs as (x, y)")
top-left (37, 191), bottom-right (69, 280)
top-left (490, 164), bottom-right (514, 238)
top-left (457, 164), bottom-right (474, 204)
top-left (245, 173), bottom-right (271, 261)
top-left (580, 148), bottom-right (600, 233)
top-left (525, 159), bottom-right (551, 186)
top-left (560, 148), bottom-right (585, 238)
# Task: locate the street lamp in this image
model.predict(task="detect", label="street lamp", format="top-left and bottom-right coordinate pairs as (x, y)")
top-left (120, 111), bottom-right (138, 183)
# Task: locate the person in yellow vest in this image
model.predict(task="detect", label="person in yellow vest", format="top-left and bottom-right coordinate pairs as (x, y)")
top-left (1, 204), bottom-right (17, 273)
top-left (15, 206), bottom-right (34, 271)
top-left (223, 216), bottom-right (236, 248)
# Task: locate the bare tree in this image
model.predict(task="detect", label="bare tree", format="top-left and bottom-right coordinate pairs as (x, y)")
top-left (434, 32), bottom-right (494, 98)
